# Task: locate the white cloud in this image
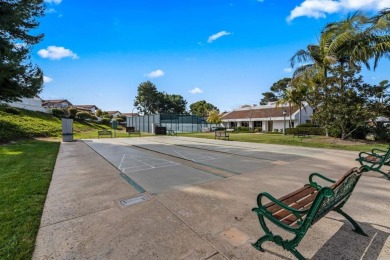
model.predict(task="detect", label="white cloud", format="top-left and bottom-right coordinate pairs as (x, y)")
top-left (46, 8), bottom-right (57, 14)
top-left (207, 31), bottom-right (231, 43)
top-left (189, 87), bottom-right (203, 94)
top-left (44, 0), bottom-right (62, 4)
top-left (38, 46), bottom-right (79, 60)
top-left (287, 0), bottom-right (390, 22)
top-left (283, 67), bottom-right (293, 73)
top-left (43, 76), bottom-right (53, 83)
top-left (146, 69), bottom-right (164, 78)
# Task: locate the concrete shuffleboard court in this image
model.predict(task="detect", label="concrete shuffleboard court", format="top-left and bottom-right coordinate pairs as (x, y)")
top-left (84, 140), bottom-right (223, 194)
top-left (34, 137), bottom-right (390, 259)
top-left (83, 137), bottom-right (325, 195)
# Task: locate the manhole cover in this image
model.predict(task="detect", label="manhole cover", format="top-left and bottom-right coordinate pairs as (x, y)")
top-left (119, 195), bottom-right (148, 207)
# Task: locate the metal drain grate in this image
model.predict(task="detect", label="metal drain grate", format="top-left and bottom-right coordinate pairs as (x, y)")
top-left (119, 195), bottom-right (148, 207)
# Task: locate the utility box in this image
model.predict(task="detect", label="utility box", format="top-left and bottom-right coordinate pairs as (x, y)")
top-left (155, 126), bottom-right (167, 135)
top-left (62, 118), bottom-right (73, 142)
top-left (112, 120), bottom-right (118, 129)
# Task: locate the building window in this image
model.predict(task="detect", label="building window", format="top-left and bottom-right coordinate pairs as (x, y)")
top-left (241, 121), bottom-right (249, 127)
top-left (253, 121), bottom-right (262, 128)
top-left (291, 122), bottom-right (295, 128)
top-left (229, 122), bottom-right (236, 128)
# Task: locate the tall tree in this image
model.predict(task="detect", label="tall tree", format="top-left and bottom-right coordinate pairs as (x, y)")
top-left (158, 93), bottom-right (187, 114)
top-left (259, 92), bottom-right (277, 105)
top-left (133, 81), bottom-right (160, 114)
top-left (0, 0), bottom-right (45, 102)
top-left (270, 78), bottom-right (291, 99)
top-left (189, 100), bottom-right (218, 117)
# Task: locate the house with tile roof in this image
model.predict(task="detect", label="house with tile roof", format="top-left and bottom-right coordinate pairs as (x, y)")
top-left (42, 99), bottom-right (73, 109)
top-left (106, 111), bottom-right (122, 118)
top-left (122, 112), bottom-right (139, 117)
top-left (221, 102), bottom-right (313, 132)
top-left (72, 105), bottom-right (99, 115)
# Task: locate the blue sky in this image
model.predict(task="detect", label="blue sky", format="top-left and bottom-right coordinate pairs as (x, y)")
top-left (34, 0), bottom-right (390, 113)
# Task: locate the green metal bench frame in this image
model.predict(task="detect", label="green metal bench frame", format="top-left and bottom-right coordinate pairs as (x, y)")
top-left (356, 145), bottom-right (390, 179)
top-left (126, 127), bottom-right (141, 137)
top-left (252, 167), bottom-right (367, 260)
top-left (215, 130), bottom-right (229, 140)
top-left (98, 130), bottom-right (112, 138)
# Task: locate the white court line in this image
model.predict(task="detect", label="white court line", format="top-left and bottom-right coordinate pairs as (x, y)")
top-left (118, 154), bottom-right (180, 173)
top-left (172, 149), bottom-right (226, 162)
top-left (122, 163), bottom-right (180, 173)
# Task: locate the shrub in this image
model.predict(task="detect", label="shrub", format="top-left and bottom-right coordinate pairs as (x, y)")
top-left (274, 129), bottom-right (279, 132)
top-left (236, 126), bottom-right (249, 132)
top-left (116, 117), bottom-right (124, 122)
top-left (68, 107), bottom-right (78, 118)
top-left (76, 112), bottom-right (92, 120)
top-left (100, 118), bottom-right (111, 125)
top-left (351, 126), bottom-right (370, 140)
top-left (4, 106), bottom-right (21, 115)
top-left (286, 127), bottom-right (326, 136)
top-left (51, 108), bottom-right (66, 117)
top-left (297, 123), bottom-right (319, 128)
top-left (254, 127), bottom-right (262, 132)
top-left (90, 115), bottom-right (98, 121)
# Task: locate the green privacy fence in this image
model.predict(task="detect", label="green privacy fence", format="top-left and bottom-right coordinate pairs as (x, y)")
top-left (126, 114), bottom-right (219, 133)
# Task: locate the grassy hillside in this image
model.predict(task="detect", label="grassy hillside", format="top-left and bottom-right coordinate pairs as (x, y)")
top-left (0, 106), bottom-right (110, 142)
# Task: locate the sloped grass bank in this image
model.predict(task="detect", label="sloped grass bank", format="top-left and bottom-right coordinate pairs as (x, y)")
top-left (0, 106), bottom-right (108, 142)
top-left (0, 140), bottom-right (60, 259)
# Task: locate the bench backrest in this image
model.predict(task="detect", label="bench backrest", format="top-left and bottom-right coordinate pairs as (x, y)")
top-left (378, 147), bottom-right (390, 165)
top-left (98, 130), bottom-right (111, 134)
top-left (308, 167), bottom-right (363, 225)
top-left (126, 127), bottom-right (136, 132)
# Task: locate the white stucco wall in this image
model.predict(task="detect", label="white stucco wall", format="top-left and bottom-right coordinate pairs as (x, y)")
top-left (2, 97), bottom-right (50, 113)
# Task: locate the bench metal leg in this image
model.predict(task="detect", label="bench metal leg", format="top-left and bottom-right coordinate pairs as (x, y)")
top-left (253, 214), bottom-right (306, 260)
top-left (334, 208), bottom-right (368, 236)
top-left (377, 169), bottom-right (390, 179)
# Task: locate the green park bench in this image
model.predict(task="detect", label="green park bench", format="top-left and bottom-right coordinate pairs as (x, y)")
top-left (98, 129), bottom-right (112, 138)
top-left (293, 130), bottom-right (310, 138)
top-left (252, 167), bottom-right (367, 260)
top-left (215, 130), bottom-right (229, 140)
top-left (356, 145), bottom-right (390, 179)
top-left (126, 127), bottom-right (141, 137)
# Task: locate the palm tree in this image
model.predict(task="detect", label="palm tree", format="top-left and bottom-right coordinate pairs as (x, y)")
top-left (290, 10), bottom-right (390, 137)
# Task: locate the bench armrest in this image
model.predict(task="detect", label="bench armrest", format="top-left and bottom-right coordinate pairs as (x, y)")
top-left (309, 173), bottom-right (336, 189)
top-left (357, 152), bottom-right (382, 162)
top-left (371, 148), bottom-right (387, 155)
top-left (253, 192), bottom-right (308, 228)
top-left (255, 192), bottom-right (309, 214)
top-left (358, 151), bottom-right (378, 158)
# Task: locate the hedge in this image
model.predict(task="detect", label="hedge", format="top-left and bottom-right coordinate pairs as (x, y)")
top-left (286, 127), bottom-right (326, 136)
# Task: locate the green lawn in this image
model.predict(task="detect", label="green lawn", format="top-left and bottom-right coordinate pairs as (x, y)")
top-left (178, 132), bottom-right (388, 151)
top-left (0, 140), bottom-right (60, 260)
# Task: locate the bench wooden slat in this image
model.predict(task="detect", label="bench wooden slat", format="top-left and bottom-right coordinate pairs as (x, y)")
top-left (266, 186), bottom-right (317, 213)
top-left (272, 192), bottom-right (318, 220)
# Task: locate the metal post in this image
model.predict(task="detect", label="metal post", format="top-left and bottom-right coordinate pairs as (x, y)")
top-left (283, 110), bottom-right (286, 135)
top-left (132, 107), bottom-right (137, 127)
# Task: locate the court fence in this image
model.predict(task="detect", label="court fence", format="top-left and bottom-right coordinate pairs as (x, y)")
top-left (126, 114), bottom-right (220, 133)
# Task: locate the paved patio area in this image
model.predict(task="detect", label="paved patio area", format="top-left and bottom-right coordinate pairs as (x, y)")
top-left (33, 136), bottom-right (390, 259)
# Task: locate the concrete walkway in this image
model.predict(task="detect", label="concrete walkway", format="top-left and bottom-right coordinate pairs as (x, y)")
top-left (33, 138), bottom-right (390, 259)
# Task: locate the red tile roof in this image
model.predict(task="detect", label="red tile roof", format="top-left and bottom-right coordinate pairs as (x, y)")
top-left (222, 106), bottom-right (298, 120)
